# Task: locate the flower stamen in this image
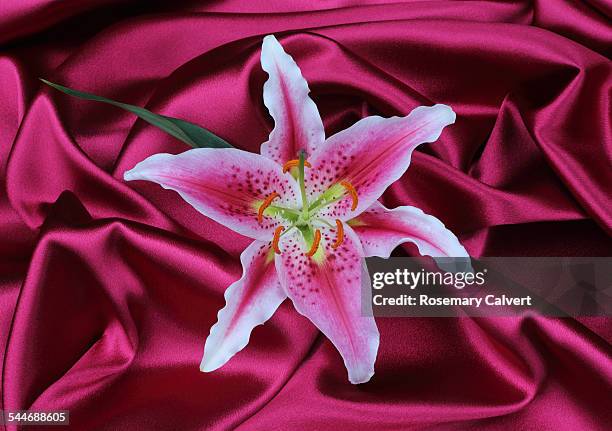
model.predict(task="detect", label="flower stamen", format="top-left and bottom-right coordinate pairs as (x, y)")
top-left (306, 229), bottom-right (321, 257)
top-left (257, 192), bottom-right (279, 223)
top-left (340, 181), bottom-right (358, 211)
top-left (282, 159), bottom-right (311, 173)
top-left (272, 225), bottom-right (285, 254)
top-left (332, 219), bottom-right (344, 249)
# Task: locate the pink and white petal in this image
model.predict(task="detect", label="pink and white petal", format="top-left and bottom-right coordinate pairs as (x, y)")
top-left (201, 240), bottom-right (286, 372)
top-left (275, 225), bottom-right (379, 384)
top-left (306, 104), bottom-right (455, 220)
top-left (351, 201), bottom-right (469, 261)
top-left (260, 34), bottom-right (325, 165)
top-left (124, 148), bottom-right (299, 241)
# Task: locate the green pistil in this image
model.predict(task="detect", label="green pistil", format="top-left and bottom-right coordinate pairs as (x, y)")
top-left (298, 151), bottom-right (309, 219)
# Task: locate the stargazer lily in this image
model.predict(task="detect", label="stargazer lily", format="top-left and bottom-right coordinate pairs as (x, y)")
top-left (124, 35), bottom-right (468, 384)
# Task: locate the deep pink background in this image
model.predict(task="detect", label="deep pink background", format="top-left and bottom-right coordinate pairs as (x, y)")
top-left (1, 1), bottom-right (611, 430)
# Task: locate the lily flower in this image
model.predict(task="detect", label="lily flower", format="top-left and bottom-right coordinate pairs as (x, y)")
top-left (124, 35), bottom-right (468, 384)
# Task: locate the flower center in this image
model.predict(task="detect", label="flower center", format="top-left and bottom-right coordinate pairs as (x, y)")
top-left (258, 151), bottom-right (358, 255)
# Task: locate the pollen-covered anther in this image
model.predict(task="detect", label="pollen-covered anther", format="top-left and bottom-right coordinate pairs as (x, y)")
top-left (282, 159), bottom-right (311, 173)
top-left (332, 219), bottom-right (344, 249)
top-left (272, 226), bottom-right (285, 254)
top-left (340, 181), bottom-right (358, 211)
top-left (306, 229), bottom-right (322, 257)
top-left (257, 191), bottom-right (279, 223)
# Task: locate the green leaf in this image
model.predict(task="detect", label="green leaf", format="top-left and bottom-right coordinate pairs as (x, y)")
top-left (40, 78), bottom-right (233, 149)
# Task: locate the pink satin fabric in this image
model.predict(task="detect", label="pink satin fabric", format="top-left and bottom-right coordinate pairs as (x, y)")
top-left (1, 1), bottom-right (611, 430)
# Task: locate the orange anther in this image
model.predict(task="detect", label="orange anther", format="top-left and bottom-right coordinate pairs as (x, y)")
top-left (272, 226), bottom-right (285, 254)
top-left (340, 181), bottom-right (358, 211)
top-left (332, 219), bottom-right (344, 249)
top-left (306, 229), bottom-right (322, 257)
top-left (257, 192), bottom-right (279, 223)
top-left (282, 159), bottom-right (311, 173)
